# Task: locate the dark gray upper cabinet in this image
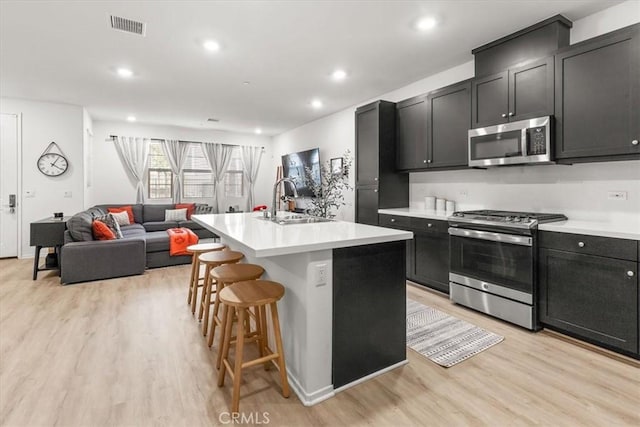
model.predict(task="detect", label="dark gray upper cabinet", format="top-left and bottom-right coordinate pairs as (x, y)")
top-left (472, 57), bottom-right (554, 128)
top-left (396, 80), bottom-right (471, 171)
top-left (396, 95), bottom-right (428, 170)
top-left (428, 80), bottom-right (472, 168)
top-left (355, 101), bottom-right (408, 225)
top-left (555, 24), bottom-right (640, 162)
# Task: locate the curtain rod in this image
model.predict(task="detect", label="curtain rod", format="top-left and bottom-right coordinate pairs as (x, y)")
top-left (105, 135), bottom-right (264, 150)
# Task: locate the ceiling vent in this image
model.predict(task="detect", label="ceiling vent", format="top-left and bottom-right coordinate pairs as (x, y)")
top-left (207, 118), bottom-right (220, 123)
top-left (110, 15), bottom-right (146, 36)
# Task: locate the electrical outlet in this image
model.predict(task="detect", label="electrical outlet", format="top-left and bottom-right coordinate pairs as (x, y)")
top-left (315, 263), bottom-right (327, 286)
top-left (607, 191), bottom-right (627, 200)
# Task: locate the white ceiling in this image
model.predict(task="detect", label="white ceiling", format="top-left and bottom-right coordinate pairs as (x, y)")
top-left (0, 0), bottom-right (621, 136)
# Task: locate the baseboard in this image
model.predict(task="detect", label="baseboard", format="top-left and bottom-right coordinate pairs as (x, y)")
top-left (333, 359), bottom-right (408, 394)
top-left (285, 367), bottom-right (335, 406)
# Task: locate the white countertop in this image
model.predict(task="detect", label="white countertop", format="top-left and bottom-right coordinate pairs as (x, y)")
top-left (192, 213), bottom-right (413, 257)
top-left (378, 207), bottom-right (451, 220)
top-left (539, 220), bottom-right (640, 241)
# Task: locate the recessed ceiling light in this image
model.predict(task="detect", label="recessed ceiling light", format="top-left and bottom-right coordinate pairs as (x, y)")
top-left (126, 115), bottom-right (136, 122)
top-left (416, 16), bottom-right (438, 31)
top-left (203, 40), bottom-right (220, 52)
top-left (243, 81), bottom-right (251, 85)
top-left (311, 99), bottom-right (323, 109)
top-left (255, 128), bottom-right (262, 135)
top-left (117, 68), bottom-right (134, 78)
top-left (332, 69), bottom-right (347, 81)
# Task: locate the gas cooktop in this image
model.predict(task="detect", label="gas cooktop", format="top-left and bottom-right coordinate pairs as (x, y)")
top-left (449, 210), bottom-right (567, 229)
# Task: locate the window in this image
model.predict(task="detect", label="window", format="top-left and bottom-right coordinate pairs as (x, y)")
top-left (224, 148), bottom-right (244, 198)
top-left (183, 144), bottom-right (214, 198)
top-left (146, 142), bottom-right (244, 199)
top-left (148, 142), bottom-right (172, 199)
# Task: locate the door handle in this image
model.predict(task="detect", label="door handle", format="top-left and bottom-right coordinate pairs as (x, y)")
top-left (8, 194), bottom-right (16, 213)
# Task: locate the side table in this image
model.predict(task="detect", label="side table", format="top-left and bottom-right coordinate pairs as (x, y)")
top-left (30, 217), bottom-right (70, 280)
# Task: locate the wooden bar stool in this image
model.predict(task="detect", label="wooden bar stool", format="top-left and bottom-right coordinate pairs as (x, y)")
top-left (217, 280), bottom-right (290, 413)
top-left (208, 263), bottom-right (265, 349)
top-left (198, 250), bottom-right (244, 337)
top-left (186, 243), bottom-right (226, 315)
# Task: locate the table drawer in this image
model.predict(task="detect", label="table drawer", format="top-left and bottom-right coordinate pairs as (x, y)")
top-left (378, 214), bottom-right (411, 229)
top-left (539, 231), bottom-right (638, 261)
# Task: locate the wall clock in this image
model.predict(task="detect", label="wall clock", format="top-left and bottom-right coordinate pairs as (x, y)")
top-left (37, 142), bottom-right (69, 177)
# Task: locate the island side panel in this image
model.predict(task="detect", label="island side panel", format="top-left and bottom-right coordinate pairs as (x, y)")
top-left (332, 240), bottom-right (407, 388)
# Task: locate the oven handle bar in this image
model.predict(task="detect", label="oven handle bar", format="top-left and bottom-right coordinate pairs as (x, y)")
top-left (448, 227), bottom-right (533, 246)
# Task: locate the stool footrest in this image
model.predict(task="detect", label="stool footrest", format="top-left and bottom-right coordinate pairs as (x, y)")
top-left (242, 353), bottom-right (279, 369)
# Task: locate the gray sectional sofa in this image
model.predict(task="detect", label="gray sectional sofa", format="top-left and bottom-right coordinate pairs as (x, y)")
top-left (60, 203), bottom-right (216, 284)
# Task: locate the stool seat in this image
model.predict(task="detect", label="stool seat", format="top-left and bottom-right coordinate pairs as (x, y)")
top-left (199, 250), bottom-right (244, 265)
top-left (219, 280), bottom-right (284, 308)
top-left (211, 264), bottom-right (265, 284)
top-left (187, 242), bottom-right (226, 253)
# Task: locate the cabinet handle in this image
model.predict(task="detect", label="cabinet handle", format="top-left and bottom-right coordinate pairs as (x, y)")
top-left (390, 218), bottom-right (396, 222)
top-left (423, 160), bottom-right (427, 163)
top-left (374, 177), bottom-right (378, 181)
top-left (427, 223), bottom-right (433, 228)
top-left (509, 112), bottom-right (514, 117)
top-left (632, 140), bottom-right (639, 146)
top-left (373, 189), bottom-right (378, 193)
top-left (628, 271), bottom-right (635, 277)
top-left (578, 241), bottom-right (585, 248)
top-left (427, 159), bottom-right (432, 163)
top-left (501, 113), bottom-right (507, 118)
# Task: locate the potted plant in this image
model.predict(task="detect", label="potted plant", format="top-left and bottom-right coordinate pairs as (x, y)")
top-left (303, 150), bottom-right (353, 219)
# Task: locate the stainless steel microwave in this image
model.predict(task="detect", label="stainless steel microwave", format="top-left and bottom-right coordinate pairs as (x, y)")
top-left (468, 116), bottom-right (553, 167)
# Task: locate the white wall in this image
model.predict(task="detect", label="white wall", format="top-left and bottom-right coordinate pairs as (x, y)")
top-left (0, 98), bottom-right (84, 258)
top-left (89, 121), bottom-right (273, 211)
top-left (272, 1), bottom-right (640, 223)
top-left (82, 108), bottom-right (93, 209)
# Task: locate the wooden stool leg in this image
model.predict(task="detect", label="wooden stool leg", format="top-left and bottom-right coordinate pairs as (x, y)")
top-left (218, 305), bottom-right (233, 384)
top-left (231, 308), bottom-right (246, 413)
top-left (190, 256), bottom-right (201, 314)
top-left (208, 280), bottom-right (225, 347)
top-left (187, 253), bottom-right (197, 306)
top-left (198, 264), bottom-right (210, 322)
top-left (258, 306), bottom-right (270, 371)
top-left (270, 302), bottom-right (290, 398)
top-left (202, 276), bottom-right (214, 336)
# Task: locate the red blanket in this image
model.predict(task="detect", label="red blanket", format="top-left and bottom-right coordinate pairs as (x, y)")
top-left (167, 228), bottom-right (199, 256)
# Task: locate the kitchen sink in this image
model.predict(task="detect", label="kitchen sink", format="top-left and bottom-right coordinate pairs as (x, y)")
top-left (256, 214), bottom-right (334, 225)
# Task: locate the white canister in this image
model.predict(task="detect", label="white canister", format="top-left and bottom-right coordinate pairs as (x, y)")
top-left (424, 196), bottom-right (436, 210)
top-left (446, 200), bottom-right (456, 212)
top-left (436, 198), bottom-right (446, 211)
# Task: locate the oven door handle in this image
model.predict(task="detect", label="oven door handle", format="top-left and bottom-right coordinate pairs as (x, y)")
top-left (448, 227), bottom-right (532, 246)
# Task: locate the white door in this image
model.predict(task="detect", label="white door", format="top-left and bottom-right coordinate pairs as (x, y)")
top-left (0, 114), bottom-right (19, 258)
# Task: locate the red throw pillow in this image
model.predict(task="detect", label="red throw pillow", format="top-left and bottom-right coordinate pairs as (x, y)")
top-left (108, 206), bottom-right (134, 223)
top-left (175, 203), bottom-right (195, 220)
top-left (92, 220), bottom-right (116, 240)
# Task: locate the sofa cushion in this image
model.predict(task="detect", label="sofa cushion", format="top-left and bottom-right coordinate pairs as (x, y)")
top-left (95, 204), bottom-right (143, 224)
top-left (143, 204), bottom-right (175, 222)
top-left (175, 203), bottom-right (195, 219)
top-left (177, 220), bottom-right (203, 230)
top-left (120, 223), bottom-right (146, 237)
top-left (164, 208), bottom-right (187, 222)
top-left (143, 221), bottom-right (179, 232)
top-left (92, 220), bottom-right (116, 240)
top-left (94, 213), bottom-right (123, 239)
top-left (143, 231), bottom-right (170, 253)
top-left (67, 207), bottom-right (106, 241)
top-left (107, 206), bottom-right (134, 224)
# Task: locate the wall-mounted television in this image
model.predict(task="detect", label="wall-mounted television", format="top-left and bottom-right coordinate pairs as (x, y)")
top-left (281, 148), bottom-right (320, 197)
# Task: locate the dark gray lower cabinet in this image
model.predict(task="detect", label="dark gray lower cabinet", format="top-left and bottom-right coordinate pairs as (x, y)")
top-left (355, 187), bottom-right (379, 226)
top-left (538, 236), bottom-right (639, 357)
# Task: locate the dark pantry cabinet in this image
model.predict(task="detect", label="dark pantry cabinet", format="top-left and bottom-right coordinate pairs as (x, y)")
top-left (554, 24), bottom-right (640, 162)
top-left (355, 101), bottom-right (408, 225)
top-left (471, 56), bottom-right (554, 128)
top-left (396, 80), bottom-right (471, 171)
top-left (538, 231), bottom-right (639, 357)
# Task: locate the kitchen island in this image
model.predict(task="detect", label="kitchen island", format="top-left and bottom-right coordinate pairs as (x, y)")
top-left (192, 212), bottom-right (413, 406)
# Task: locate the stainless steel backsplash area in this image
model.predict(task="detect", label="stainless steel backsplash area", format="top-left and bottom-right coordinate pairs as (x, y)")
top-left (410, 160), bottom-right (640, 223)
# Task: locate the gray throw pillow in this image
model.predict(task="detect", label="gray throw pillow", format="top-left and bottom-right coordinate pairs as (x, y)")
top-left (94, 213), bottom-right (123, 239)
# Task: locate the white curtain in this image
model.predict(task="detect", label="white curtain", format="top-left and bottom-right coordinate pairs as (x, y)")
top-left (114, 136), bottom-right (150, 203)
top-left (201, 143), bottom-right (234, 213)
top-left (240, 146), bottom-right (263, 211)
top-left (161, 139), bottom-right (190, 203)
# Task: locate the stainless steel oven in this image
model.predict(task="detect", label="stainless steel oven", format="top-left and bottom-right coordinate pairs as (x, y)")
top-left (448, 210), bottom-right (566, 330)
top-left (468, 116), bottom-right (553, 167)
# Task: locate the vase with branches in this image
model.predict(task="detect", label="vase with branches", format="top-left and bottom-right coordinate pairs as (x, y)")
top-left (303, 150), bottom-right (353, 219)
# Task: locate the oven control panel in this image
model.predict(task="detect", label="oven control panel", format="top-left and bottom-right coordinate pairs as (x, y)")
top-left (526, 126), bottom-right (547, 155)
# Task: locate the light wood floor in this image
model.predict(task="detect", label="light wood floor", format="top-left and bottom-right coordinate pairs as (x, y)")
top-left (1, 258), bottom-right (638, 427)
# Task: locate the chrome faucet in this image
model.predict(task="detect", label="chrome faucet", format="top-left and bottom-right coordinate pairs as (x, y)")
top-left (271, 177), bottom-right (298, 219)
